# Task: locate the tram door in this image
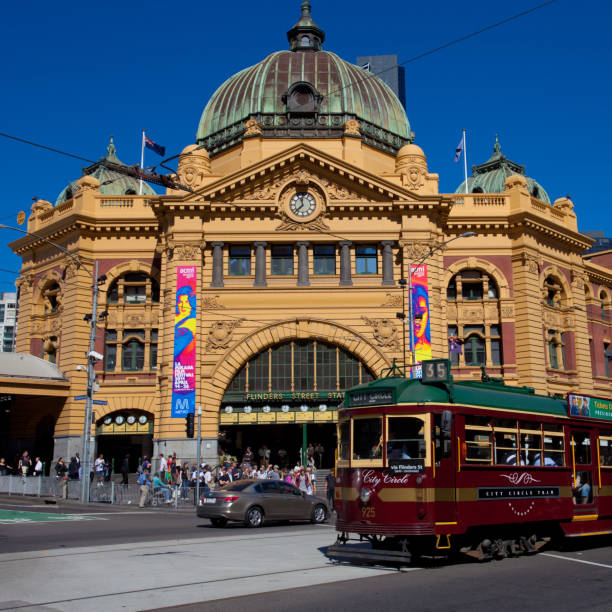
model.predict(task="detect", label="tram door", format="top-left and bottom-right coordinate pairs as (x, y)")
top-left (433, 411), bottom-right (456, 523)
top-left (570, 429), bottom-right (598, 514)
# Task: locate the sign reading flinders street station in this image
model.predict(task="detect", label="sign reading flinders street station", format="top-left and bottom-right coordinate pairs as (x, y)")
top-left (219, 390), bottom-right (344, 425)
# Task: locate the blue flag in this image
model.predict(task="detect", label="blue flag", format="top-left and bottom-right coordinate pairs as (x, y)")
top-left (145, 136), bottom-right (166, 157)
top-left (454, 134), bottom-right (464, 162)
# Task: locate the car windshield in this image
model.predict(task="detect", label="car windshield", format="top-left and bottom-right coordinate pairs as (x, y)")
top-left (220, 482), bottom-right (252, 492)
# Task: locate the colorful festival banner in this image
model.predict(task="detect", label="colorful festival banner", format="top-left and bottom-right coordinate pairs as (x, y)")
top-left (410, 264), bottom-right (432, 378)
top-left (568, 394), bottom-right (612, 421)
top-left (171, 266), bottom-right (197, 417)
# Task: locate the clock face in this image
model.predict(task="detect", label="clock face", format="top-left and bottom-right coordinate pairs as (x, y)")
top-left (103, 416), bottom-right (112, 426)
top-left (138, 415), bottom-right (148, 424)
top-left (126, 415), bottom-right (136, 425)
top-left (115, 415), bottom-right (125, 425)
top-left (289, 192), bottom-right (316, 217)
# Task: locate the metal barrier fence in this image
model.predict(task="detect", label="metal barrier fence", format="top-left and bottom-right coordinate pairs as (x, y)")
top-left (0, 476), bottom-right (198, 509)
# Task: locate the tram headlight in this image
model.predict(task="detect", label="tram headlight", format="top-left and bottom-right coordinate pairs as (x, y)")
top-left (360, 488), bottom-right (371, 504)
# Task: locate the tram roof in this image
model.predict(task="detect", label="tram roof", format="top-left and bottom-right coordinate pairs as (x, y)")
top-left (344, 375), bottom-right (568, 418)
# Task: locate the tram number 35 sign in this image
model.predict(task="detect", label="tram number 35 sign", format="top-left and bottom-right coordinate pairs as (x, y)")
top-left (421, 359), bottom-right (451, 384)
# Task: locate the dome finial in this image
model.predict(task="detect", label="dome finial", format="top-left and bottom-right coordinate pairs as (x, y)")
top-left (288, 0), bottom-right (325, 51)
top-left (494, 133), bottom-right (501, 154)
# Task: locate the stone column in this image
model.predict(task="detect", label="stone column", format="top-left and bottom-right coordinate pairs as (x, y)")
top-left (381, 241), bottom-right (395, 286)
top-left (254, 242), bottom-right (267, 287)
top-left (297, 241), bottom-right (310, 286)
top-left (339, 241), bottom-right (353, 286)
top-left (210, 242), bottom-right (224, 287)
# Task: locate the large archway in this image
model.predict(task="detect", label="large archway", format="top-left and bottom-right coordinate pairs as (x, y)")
top-left (218, 338), bottom-right (375, 469)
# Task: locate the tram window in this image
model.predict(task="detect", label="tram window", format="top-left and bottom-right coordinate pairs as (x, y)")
top-left (600, 433), bottom-right (612, 466)
top-left (464, 415), bottom-right (492, 464)
top-left (571, 431), bottom-right (591, 464)
top-left (353, 418), bottom-right (383, 461)
top-left (338, 420), bottom-right (350, 462)
top-left (433, 414), bottom-right (451, 459)
top-left (387, 417), bottom-right (426, 460)
top-left (493, 419), bottom-right (520, 465)
top-left (520, 421), bottom-right (542, 466)
top-left (542, 426), bottom-right (565, 466)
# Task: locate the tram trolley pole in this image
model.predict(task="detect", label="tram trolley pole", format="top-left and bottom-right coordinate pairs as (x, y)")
top-left (195, 405), bottom-right (202, 505)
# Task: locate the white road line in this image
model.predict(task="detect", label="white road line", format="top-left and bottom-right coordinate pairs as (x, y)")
top-left (541, 553), bottom-right (612, 570)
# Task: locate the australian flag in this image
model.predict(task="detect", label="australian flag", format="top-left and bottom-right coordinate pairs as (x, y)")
top-left (145, 136), bottom-right (166, 157)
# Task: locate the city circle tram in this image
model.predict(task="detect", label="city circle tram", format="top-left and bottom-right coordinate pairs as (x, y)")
top-left (327, 359), bottom-right (612, 564)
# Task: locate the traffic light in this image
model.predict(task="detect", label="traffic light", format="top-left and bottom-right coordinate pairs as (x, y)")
top-left (186, 413), bottom-right (195, 438)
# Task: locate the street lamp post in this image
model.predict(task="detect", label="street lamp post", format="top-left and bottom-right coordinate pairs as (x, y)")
top-left (0, 223), bottom-right (105, 503)
top-left (397, 232), bottom-right (477, 375)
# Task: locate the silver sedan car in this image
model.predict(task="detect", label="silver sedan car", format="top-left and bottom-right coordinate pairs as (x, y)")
top-left (196, 479), bottom-right (329, 528)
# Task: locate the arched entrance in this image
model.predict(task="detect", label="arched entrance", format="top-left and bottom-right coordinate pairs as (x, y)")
top-left (95, 410), bottom-right (153, 473)
top-left (219, 339), bottom-right (374, 468)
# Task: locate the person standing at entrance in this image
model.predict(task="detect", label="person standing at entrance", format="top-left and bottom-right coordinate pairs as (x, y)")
top-left (138, 471), bottom-right (152, 508)
top-left (94, 454), bottom-right (105, 484)
top-left (18, 451), bottom-right (31, 477)
top-left (121, 454), bottom-right (130, 485)
top-left (325, 470), bottom-right (335, 511)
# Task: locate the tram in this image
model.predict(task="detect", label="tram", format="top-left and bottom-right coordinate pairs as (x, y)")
top-left (328, 359), bottom-right (612, 564)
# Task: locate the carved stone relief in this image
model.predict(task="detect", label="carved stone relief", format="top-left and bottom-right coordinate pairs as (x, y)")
top-left (460, 304), bottom-right (485, 323)
top-left (343, 119), bottom-right (361, 136)
top-left (380, 293), bottom-right (402, 308)
top-left (203, 295), bottom-right (225, 310)
top-left (173, 244), bottom-right (203, 261)
top-left (63, 262), bottom-right (78, 280)
top-left (206, 320), bottom-right (243, 350)
top-left (244, 118), bottom-right (263, 137)
top-left (362, 316), bottom-right (399, 350)
top-left (501, 304), bottom-right (514, 318)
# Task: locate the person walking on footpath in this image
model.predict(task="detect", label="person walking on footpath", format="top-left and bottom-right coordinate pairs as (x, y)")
top-left (138, 471), bottom-right (152, 508)
top-left (33, 456), bottom-right (43, 476)
top-left (55, 458), bottom-right (68, 499)
top-left (325, 469), bottom-right (335, 511)
top-left (121, 454), bottom-right (130, 485)
top-left (18, 451), bottom-right (31, 478)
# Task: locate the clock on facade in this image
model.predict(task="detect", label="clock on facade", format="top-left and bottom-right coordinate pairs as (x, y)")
top-left (115, 415), bottom-right (125, 425)
top-left (289, 192), bottom-right (316, 217)
top-left (126, 415), bottom-right (136, 425)
top-left (138, 415), bottom-right (148, 424)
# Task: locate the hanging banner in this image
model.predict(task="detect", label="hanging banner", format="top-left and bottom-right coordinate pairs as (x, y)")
top-left (410, 264), bottom-right (432, 379)
top-left (171, 266), bottom-right (197, 417)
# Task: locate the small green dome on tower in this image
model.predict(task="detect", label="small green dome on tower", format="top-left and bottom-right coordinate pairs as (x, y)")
top-left (456, 136), bottom-right (550, 204)
top-left (56, 137), bottom-right (156, 205)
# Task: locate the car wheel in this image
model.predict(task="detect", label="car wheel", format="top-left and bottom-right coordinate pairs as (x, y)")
top-left (245, 506), bottom-right (264, 528)
top-left (210, 518), bottom-right (227, 527)
top-left (311, 504), bottom-right (327, 524)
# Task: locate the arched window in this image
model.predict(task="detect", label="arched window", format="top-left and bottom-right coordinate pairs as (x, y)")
top-left (547, 330), bottom-right (566, 370)
top-left (301, 35), bottom-right (311, 47)
top-left (600, 290), bottom-right (608, 321)
top-left (446, 269), bottom-right (503, 369)
top-left (107, 272), bottom-right (160, 305)
top-left (41, 281), bottom-right (61, 314)
top-left (544, 275), bottom-right (564, 308)
top-left (472, 187), bottom-right (484, 194)
top-left (223, 340), bottom-right (373, 397)
top-left (122, 330), bottom-right (145, 371)
top-left (124, 188), bottom-right (136, 195)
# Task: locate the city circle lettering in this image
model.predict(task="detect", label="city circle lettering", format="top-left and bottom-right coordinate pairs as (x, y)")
top-left (362, 469), bottom-right (412, 490)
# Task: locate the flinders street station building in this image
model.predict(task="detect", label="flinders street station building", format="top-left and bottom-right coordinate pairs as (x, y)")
top-left (3, 2), bottom-right (612, 469)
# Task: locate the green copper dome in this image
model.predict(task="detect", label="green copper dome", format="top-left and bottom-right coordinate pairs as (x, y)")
top-left (56, 138), bottom-right (156, 205)
top-left (456, 136), bottom-right (550, 204)
top-left (196, 2), bottom-right (412, 156)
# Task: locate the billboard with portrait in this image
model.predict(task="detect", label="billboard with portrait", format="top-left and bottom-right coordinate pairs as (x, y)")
top-left (410, 264), bottom-right (432, 378)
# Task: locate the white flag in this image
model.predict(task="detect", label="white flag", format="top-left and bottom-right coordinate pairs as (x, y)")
top-left (454, 134), bottom-right (464, 162)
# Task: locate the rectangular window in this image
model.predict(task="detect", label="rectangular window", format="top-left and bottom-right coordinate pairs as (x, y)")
top-left (543, 424), bottom-right (565, 466)
top-left (228, 245), bottom-right (251, 276)
top-left (338, 420), bottom-right (350, 462)
top-left (387, 416), bottom-right (427, 463)
top-left (316, 343), bottom-right (337, 391)
top-left (313, 245), bottom-right (336, 275)
top-left (338, 349), bottom-right (360, 390)
top-left (122, 340), bottom-right (144, 371)
top-left (228, 366), bottom-right (246, 393)
top-left (491, 339), bottom-right (502, 366)
top-left (605, 343), bottom-right (611, 378)
top-left (353, 417), bottom-right (383, 461)
top-left (249, 349), bottom-right (270, 392)
top-left (462, 281), bottom-right (483, 300)
top-left (520, 421), bottom-right (542, 466)
top-left (271, 344), bottom-right (292, 391)
top-left (0, 304), bottom-right (4, 323)
top-left (355, 245), bottom-right (378, 275)
top-left (464, 416), bottom-right (493, 464)
top-left (571, 431), bottom-right (591, 464)
top-left (150, 329), bottom-right (158, 370)
top-left (600, 432), bottom-right (612, 467)
top-left (104, 330), bottom-right (117, 371)
top-left (271, 245), bottom-right (294, 276)
top-left (124, 285), bottom-right (146, 304)
top-left (549, 335), bottom-right (559, 369)
top-left (494, 419), bottom-right (519, 465)
top-left (465, 336), bottom-right (486, 366)
top-left (561, 333), bottom-right (567, 370)
top-left (294, 341), bottom-right (314, 391)
top-left (4, 326), bottom-right (14, 338)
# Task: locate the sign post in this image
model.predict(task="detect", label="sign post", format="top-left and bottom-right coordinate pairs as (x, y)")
top-left (195, 405), bottom-right (202, 506)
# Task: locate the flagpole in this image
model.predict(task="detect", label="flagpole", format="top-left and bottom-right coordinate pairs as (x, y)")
top-left (463, 129), bottom-right (468, 195)
top-left (139, 130), bottom-right (145, 195)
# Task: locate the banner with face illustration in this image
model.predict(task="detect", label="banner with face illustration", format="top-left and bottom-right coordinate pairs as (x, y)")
top-left (410, 264), bottom-right (432, 378)
top-left (171, 266), bottom-right (197, 417)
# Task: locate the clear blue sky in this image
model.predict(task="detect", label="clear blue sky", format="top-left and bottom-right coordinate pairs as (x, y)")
top-left (0, 0), bottom-right (609, 292)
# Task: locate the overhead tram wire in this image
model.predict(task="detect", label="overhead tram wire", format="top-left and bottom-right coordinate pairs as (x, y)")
top-left (1, 1), bottom-right (560, 181)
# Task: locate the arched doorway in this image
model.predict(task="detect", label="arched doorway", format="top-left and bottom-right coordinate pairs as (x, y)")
top-left (95, 411), bottom-right (153, 473)
top-left (219, 340), bottom-right (373, 468)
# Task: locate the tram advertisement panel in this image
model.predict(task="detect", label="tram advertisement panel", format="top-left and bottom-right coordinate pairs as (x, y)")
top-left (171, 266), bottom-right (197, 417)
top-left (568, 393), bottom-right (612, 421)
top-left (411, 264), bottom-right (432, 378)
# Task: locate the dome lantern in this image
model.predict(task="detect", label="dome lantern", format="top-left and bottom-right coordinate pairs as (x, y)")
top-left (287, 1), bottom-right (325, 51)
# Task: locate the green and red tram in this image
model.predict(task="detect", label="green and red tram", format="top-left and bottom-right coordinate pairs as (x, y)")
top-left (328, 359), bottom-right (612, 563)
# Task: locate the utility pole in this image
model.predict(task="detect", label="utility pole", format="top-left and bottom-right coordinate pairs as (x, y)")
top-left (195, 405), bottom-right (202, 505)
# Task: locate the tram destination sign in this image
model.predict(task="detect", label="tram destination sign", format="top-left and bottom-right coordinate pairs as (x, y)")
top-left (349, 390), bottom-right (393, 407)
top-left (388, 459), bottom-right (425, 474)
top-left (568, 394), bottom-right (612, 421)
